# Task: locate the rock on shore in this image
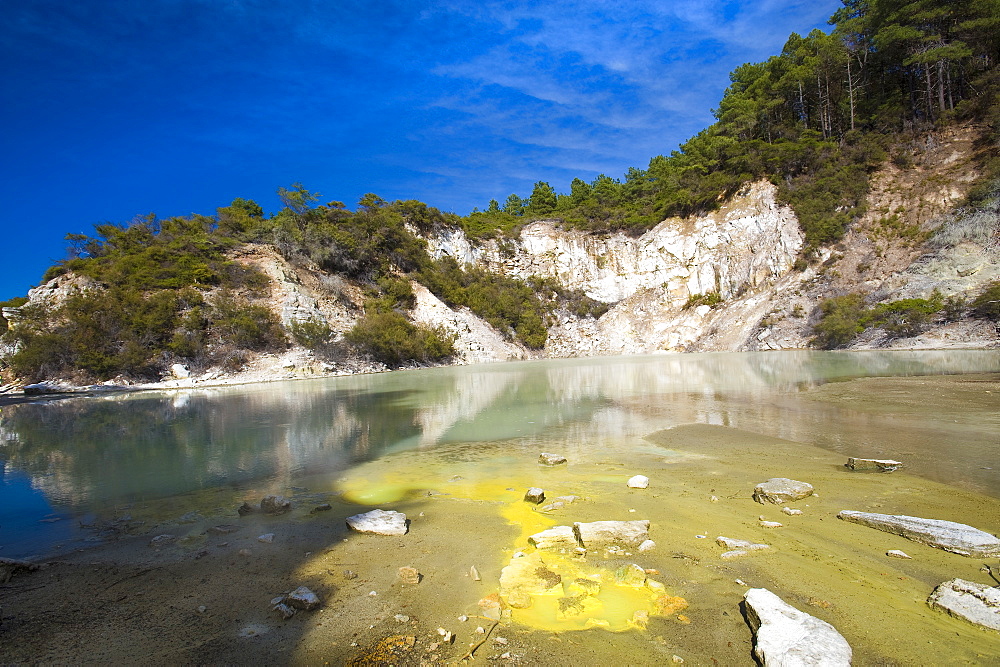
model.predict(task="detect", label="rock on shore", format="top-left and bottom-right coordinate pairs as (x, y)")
top-left (753, 478), bottom-right (814, 504)
top-left (837, 511), bottom-right (1000, 557)
top-left (346, 509), bottom-right (408, 536)
top-left (927, 578), bottom-right (1000, 632)
top-left (743, 588), bottom-right (852, 666)
top-left (573, 520), bottom-right (650, 548)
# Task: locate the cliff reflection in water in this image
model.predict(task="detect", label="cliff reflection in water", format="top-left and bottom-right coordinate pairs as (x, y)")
top-left (1, 349), bottom-right (998, 513)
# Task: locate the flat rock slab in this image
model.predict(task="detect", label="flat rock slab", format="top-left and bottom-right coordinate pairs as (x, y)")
top-left (538, 452), bottom-right (567, 465)
top-left (717, 536), bottom-right (770, 552)
top-left (837, 511), bottom-right (1000, 557)
top-left (573, 520), bottom-right (649, 548)
top-left (753, 478), bottom-right (814, 504)
top-left (927, 578), bottom-right (1000, 632)
top-left (528, 526), bottom-right (578, 551)
top-left (744, 587), bottom-right (852, 666)
top-left (847, 457), bottom-right (902, 472)
top-left (346, 509), bottom-right (408, 536)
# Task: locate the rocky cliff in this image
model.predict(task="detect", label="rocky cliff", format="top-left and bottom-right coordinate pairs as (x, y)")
top-left (4, 125), bottom-right (997, 391)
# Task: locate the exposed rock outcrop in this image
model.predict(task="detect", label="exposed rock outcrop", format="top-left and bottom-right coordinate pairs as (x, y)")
top-left (837, 511), bottom-right (1000, 557)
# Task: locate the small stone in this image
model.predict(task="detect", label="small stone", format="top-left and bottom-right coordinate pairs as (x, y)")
top-left (286, 586), bottom-right (321, 610)
top-left (238, 548), bottom-right (252, 557)
top-left (638, 539), bottom-right (656, 552)
top-left (368, 591), bottom-right (377, 597)
top-left (398, 566), bottom-right (421, 584)
top-left (846, 457), bottom-right (902, 472)
top-left (148, 534), bottom-right (177, 548)
top-left (717, 536), bottom-right (770, 552)
top-left (494, 637), bottom-right (508, 645)
top-left (458, 615), bottom-right (468, 622)
top-left (270, 596), bottom-right (285, 605)
top-left (760, 521), bottom-right (784, 528)
top-left (470, 565), bottom-right (481, 581)
top-left (343, 570), bottom-right (358, 579)
top-left (273, 603), bottom-right (296, 619)
top-left (347, 509), bottom-right (408, 536)
top-left (310, 503), bottom-right (333, 514)
top-left (710, 495), bottom-right (719, 502)
top-left (237, 502), bottom-right (256, 516)
top-left (627, 475), bottom-right (649, 489)
top-left (753, 478), bottom-right (814, 505)
top-left (197, 605), bottom-right (207, 613)
top-left (886, 549), bottom-right (912, 559)
top-left (539, 452), bottom-right (568, 465)
top-left (258, 533), bottom-right (275, 543)
top-left (524, 487), bottom-right (545, 504)
top-left (260, 495), bottom-right (292, 515)
top-left (721, 549), bottom-right (750, 560)
top-left (395, 614), bottom-right (410, 623)
top-left (476, 626), bottom-right (486, 633)
top-left (782, 507), bottom-right (803, 516)
top-left (672, 656), bottom-right (685, 664)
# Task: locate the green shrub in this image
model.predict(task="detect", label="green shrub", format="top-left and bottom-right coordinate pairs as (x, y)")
top-left (290, 317), bottom-right (334, 350)
top-left (811, 293), bottom-right (866, 349)
top-left (860, 294), bottom-right (943, 338)
top-left (209, 292), bottom-right (286, 350)
top-left (345, 311), bottom-right (455, 366)
top-left (683, 292), bottom-right (723, 310)
top-left (971, 281), bottom-right (1000, 321)
top-left (417, 258), bottom-right (550, 349)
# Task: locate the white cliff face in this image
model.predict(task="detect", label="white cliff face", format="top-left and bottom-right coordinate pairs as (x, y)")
top-left (428, 181), bottom-right (802, 307)
top-left (425, 180), bottom-right (805, 354)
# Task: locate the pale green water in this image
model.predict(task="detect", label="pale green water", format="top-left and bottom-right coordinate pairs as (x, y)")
top-left (0, 349), bottom-right (998, 560)
top-left (3, 350), bottom-right (1000, 664)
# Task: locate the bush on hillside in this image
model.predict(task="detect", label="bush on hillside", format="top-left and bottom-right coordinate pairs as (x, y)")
top-left (345, 310), bottom-right (455, 366)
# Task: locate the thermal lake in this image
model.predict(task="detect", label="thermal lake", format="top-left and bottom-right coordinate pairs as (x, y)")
top-left (1, 350), bottom-right (999, 664)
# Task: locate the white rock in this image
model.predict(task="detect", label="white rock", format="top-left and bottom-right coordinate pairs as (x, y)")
top-left (524, 487), bottom-right (545, 504)
top-left (170, 363), bottom-right (191, 379)
top-left (753, 478), bottom-right (814, 504)
top-left (886, 550), bottom-right (912, 559)
top-left (528, 526), bottom-right (577, 551)
top-left (285, 586), bottom-right (321, 610)
top-left (744, 588), bottom-right (852, 666)
top-left (538, 452), bottom-right (567, 465)
top-left (782, 507), bottom-right (803, 516)
top-left (573, 520), bottom-right (650, 548)
top-left (638, 539), bottom-right (656, 552)
top-left (837, 511), bottom-right (1000, 557)
top-left (627, 475), bottom-right (649, 489)
top-left (721, 549), bottom-right (749, 560)
top-left (717, 536), bottom-right (770, 552)
top-left (846, 457), bottom-right (902, 472)
top-left (346, 509), bottom-right (408, 536)
top-left (760, 521), bottom-right (784, 528)
top-left (258, 533), bottom-right (275, 543)
top-left (927, 578), bottom-right (1000, 632)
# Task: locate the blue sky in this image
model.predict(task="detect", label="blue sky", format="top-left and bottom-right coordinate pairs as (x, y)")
top-left (1, 0), bottom-right (840, 300)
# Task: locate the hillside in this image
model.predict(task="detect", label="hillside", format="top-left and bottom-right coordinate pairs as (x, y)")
top-left (2, 0), bottom-right (999, 390)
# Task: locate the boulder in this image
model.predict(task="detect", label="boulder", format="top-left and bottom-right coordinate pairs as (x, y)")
top-left (846, 457), bottom-right (902, 472)
top-left (837, 511), bottom-right (1000, 557)
top-left (615, 563), bottom-right (647, 587)
top-left (927, 578), bottom-right (1000, 632)
top-left (524, 487), bottom-right (545, 504)
top-left (499, 552), bottom-right (563, 608)
top-left (627, 475), bottom-right (649, 489)
top-left (573, 520), bottom-right (650, 548)
top-left (539, 453), bottom-right (567, 465)
top-left (170, 363), bottom-right (191, 379)
top-left (753, 478), bottom-right (814, 504)
top-left (528, 526), bottom-right (578, 551)
top-left (261, 495), bottom-right (292, 515)
top-left (346, 509), bottom-right (408, 536)
top-left (744, 588), bottom-right (852, 666)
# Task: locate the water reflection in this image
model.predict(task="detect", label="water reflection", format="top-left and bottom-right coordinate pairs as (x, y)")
top-left (1, 349), bottom-right (997, 557)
